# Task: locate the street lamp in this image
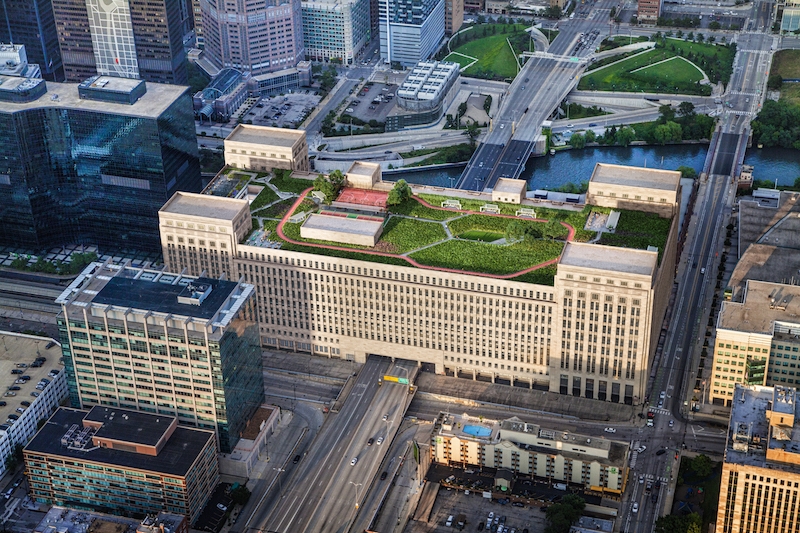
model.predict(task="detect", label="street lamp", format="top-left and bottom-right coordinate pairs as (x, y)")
top-left (349, 481), bottom-right (363, 509)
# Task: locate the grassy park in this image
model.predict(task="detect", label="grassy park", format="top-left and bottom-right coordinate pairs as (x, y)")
top-left (445, 24), bottom-right (531, 80)
top-left (771, 50), bottom-right (800, 105)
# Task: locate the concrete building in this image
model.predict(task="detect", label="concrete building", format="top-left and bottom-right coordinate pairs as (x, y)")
top-left (34, 507), bottom-right (188, 533)
top-left (0, 1), bottom-right (62, 80)
top-left (52, 0), bottom-right (188, 84)
top-left (432, 412), bottom-right (628, 495)
top-left (224, 124), bottom-right (310, 172)
top-left (387, 60), bottom-right (459, 131)
top-left (0, 75), bottom-right (201, 252)
top-left (485, 0), bottom-right (508, 13)
top-left (636, 0), bottom-right (661, 24)
top-left (249, 62), bottom-right (312, 96)
top-left (0, 43), bottom-right (41, 78)
top-left (0, 335), bottom-right (68, 480)
top-left (379, 0), bottom-right (445, 66)
top-left (302, 0), bottom-right (371, 64)
top-left (56, 262), bottom-right (263, 453)
top-left (159, 162), bottom-right (679, 405)
top-left (200, 0), bottom-right (305, 77)
top-left (24, 406), bottom-right (218, 523)
top-left (715, 384), bottom-right (800, 533)
top-left (492, 178), bottom-right (527, 204)
top-left (445, 0), bottom-right (464, 35)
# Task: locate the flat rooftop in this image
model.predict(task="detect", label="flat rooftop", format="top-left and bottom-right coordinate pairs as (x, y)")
top-left (85, 405), bottom-right (175, 447)
top-left (226, 124), bottom-right (304, 147)
top-left (0, 77), bottom-right (187, 118)
top-left (25, 407), bottom-right (213, 476)
top-left (0, 334), bottom-right (62, 427)
top-left (589, 163), bottom-right (681, 192)
top-left (80, 75), bottom-right (143, 93)
top-left (160, 191), bottom-right (249, 221)
top-left (493, 178), bottom-right (527, 195)
top-left (559, 242), bottom-right (657, 277)
top-left (718, 279), bottom-right (800, 334)
top-left (303, 212), bottom-right (384, 236)
top-left (34, 507), bottom-right (185, 533)
top-left (347, 161), bottom-right (380, 178)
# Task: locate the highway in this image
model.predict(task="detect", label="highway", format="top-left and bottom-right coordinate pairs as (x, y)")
top-left (248, 357), bottom-right (417, 533)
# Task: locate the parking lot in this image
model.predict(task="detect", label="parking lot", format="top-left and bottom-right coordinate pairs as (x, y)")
top-left (425, 486), bottom-right (548, 533)
top-left (244, 92), bottom-right (321, 129)
top-left (343, 82), bottom-right (398, 124)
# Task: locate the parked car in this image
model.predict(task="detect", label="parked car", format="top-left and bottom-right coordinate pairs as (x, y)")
top-left (216, 503), bottom-right (227, 512)
top-left (604, 427), bottom-right (616, 433)
top-left (656, 448), bottom-right (667, 456)
top-left (10, 370), bottom-right (22, 375)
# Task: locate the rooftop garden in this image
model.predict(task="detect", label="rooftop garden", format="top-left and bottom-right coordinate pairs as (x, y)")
top-left (598, 210), bottom-right (672, 262)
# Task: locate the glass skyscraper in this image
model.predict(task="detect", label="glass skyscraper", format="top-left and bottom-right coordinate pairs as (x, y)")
top-left (56, 262), bottom-right (264, 453)
top-left (0, 0), bottom-right (63, 80)
top-left (0, 75), bottom-right (201, 252)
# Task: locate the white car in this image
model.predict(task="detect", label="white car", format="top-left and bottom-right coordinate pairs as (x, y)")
top-left (446, 515), bottom-right (454, 527)
top-left (669, 420), bottom-right (675, 428)
top-left (632, 503), bottom-right (639, 513)
top-left (216, 503), bottom-right (228, 512)
top-left (639, 475), bottom-right (644, 484)
top-left (488, 512), bottom-right (495, 520)
top-left (382, 414), bottom-right (388, 421)
top-left (350, 457), bottom-right (358, 466)
top-left (637, 446), bottom-right (647, 453)
top-left (377, 436), bottom-right (384, 445)
top-left (604, 427), bottom-right (616, 433)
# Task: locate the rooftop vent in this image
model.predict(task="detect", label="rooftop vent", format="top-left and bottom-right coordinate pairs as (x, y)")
top-left (177, 282), bottom-right (212, 306)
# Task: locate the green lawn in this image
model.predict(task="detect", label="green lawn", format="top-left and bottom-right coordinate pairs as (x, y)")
top-left (459, 230), bottom-right (503, 242)
top-left (578, 39), bottom-right (734, 95)
top-left (509, 265), bottom-right (557, 285)
top-left (388, 198), bottom-right (457, 221)
top-left (780, 83), bottom-right (800, 106)
top-left (448, 214), bottom-right (515, 235)
top-left (633, 56), bottom-right (704, 85)
top-left (772, 49), bottom-right (800, 79)
top-left (443, 52), bottom-right (475, 69)
top-left (451, 24), bottom-right (528, 80)
top-left (379, 217), bottom-right (447, 253)
top-left (252, 197), bottom-right (295, 219)
top-left (409, 239), bottom-right (563, 275)
top-left (270, 173), bottom-right (314, 194)
top-left (598, 210), bottom-right (672, 262)
top-left (249, 186), bottom-right (279, 212)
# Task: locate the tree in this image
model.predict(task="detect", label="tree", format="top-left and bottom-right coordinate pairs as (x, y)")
top-left (654, 121), bottom-right (682, 144)
top-left (463, 120), bottom-right (481, 147)
top-left (659, 104), bottom-right (676, 123)
top-left (313, 169), bottom-right (345, 204)
top-left (696, 32), bottom-right (705, 43)
top-left (677, 165), bottom-right (697, 179)
top-left (767, 73), bottom-right (783, 90)
top-left (676, 30), bottom-right (684, 38)
top-left (615, 126), bottom-right (635, 147)
top-left (709, 20), bottom-right (721, 30)
top-left (545, 494), bottom-right (585, 533)
top-left (584, 130), bottom-right (596, 143)
top-left (686, 31), bottom-right (694, 41)
top-left (690, 454), bottom-right (713, 477)
top-left (677, 101), bottom-right (696, 118)
top-left (569, 132), bottom-right (586, 149)
top-left (387, 179), bottom-right (412, 206)
top-left (231, 485), bottom-right (252, 505)
top-left (655, 513), bottom-right (701, 533)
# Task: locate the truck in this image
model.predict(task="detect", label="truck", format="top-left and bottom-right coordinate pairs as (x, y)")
top-left (553, 483), bottom-right (568, 491)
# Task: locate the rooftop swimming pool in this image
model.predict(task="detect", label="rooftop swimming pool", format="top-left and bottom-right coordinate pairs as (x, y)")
top-left (463, 424), bottom-right (492, 437)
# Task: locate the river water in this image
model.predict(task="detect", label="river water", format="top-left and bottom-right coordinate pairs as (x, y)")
top-left (386, 145), bottom-right (800, 189)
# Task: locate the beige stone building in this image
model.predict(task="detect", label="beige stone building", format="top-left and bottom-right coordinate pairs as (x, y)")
top-left (716, 384), bottom-right (800, 533)
top-left (159, 162), bottom-right (679, 404)
top-left (446, 0), bottom-right (464, 35)
top-left (586, 163), bottom-right (681, 219)
top-left (492, 178), bottom-right (527, 205)
top-left (224, 124), bottom-right (310, 172)
top-left (432, 413), bottom-right (628, 495)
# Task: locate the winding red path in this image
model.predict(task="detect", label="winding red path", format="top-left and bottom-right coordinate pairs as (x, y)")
top-left (275, 189), bottom-right (575, 279)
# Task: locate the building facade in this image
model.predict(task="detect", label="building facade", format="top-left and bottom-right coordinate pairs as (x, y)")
top-left (52, 0), bottom-right (188, 83)
top-left (302, 0), bottom-right (371, 64)
top-left (636, 0), bottom-right (661, 23)
top-left (159, 163), bottom-right (679, 405)
top-left (33, 507), bottom-right (188, 533)
top-left (0, 0), bottom-right (62, 80)
top-left (200, 0), bottom-right (305, 76)
top-left (432, 413), bottom-right (628, 495)
top-left (0, 75), bottom-right (201, 252)
top-left (445, 0), bottom-right (464, 35)
top-left (224, 124), bottom-right (310, 172)
top-left (715, 384), bottom-right (800, 533)
top-left (379, 0), bottom-right (445, 66)
top-left (24, 406), bottom-right (218, 523)
top-left (56, 262), bottom-right (264, 453)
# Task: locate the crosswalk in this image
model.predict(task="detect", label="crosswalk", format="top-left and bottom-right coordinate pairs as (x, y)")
top-left (649, 407), bottom-right (670, 415)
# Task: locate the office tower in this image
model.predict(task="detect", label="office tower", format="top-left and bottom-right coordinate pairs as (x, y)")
top-left (160, 161), bottom-right (679, 405)
top-left (432, 413), bottom-right (628, 495)
top-left (0, 43), bottom-right (41, 78)
top-left (0, 0), bottom-right (62, 80)
top-left (191, 0), bottom-right (204, 48)
top-left (56, 262), bottom-right (264, 452)
top-left (715, 384), bottom-right (800, 533)
top-left (52, 0), bottom-right (188, 84)
top-left (0, 75), bottom-right (201, 252)
top-left (302, 0), bottom-right (370, 65)
top-left (445, 0), bottom-right (463, 35)
top-left (24, 406), bottom-right (218, 522)
top-left (379, 0), bottom-right (445, 66)
top-left (200, 0), bottom-right (304, 76)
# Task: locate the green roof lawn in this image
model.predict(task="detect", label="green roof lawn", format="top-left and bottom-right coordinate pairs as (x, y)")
top-left (409, 239), bottom-right (564, 275)
top-left (598, 210), bottom-right (672, 261)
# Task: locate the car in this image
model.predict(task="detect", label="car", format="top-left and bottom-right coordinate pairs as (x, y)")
top-left (293, 454), bottom-right (301, 464)
top-left (382, 414), bottom-right (389, 421)
top-left (3, 392), bottom-right (14, 397)
top-left (9, 386), bottom-right (19, 391)
top-left (647, 419), bottom-right (654, 427)
top-left (588, 123), bottom-right (597, 127)
top-left (512, 502), bottom-right (524, 508)
top-left (20, 401), bottom-right (29, 407)
top-left (478, 522), bottom-right (485, 531)
top-left (7, 414), bottom-right (18, 420)
top-left (660, 391), bottom-right (666, 399)
top-left (446, 515), bottom-right (454, 527)
top-left (488, 512), bottom-right (495, 520)
top-left (461, 80), bottom-right (468, 85)
top-left (15, 364), bottom-right (26, 368)
top-left (376, 436), bottom-right (384, 445)
top-left (646, 481), bottom-right (653, 493)
top-left (499, 516), bottom-right (506, 525)
top-left (647, 411), bottom-right (655, 419)
top-left (30, 392), bottom-right (39, 397)
top-left (651, 492), bottom-right (658, 503)
top-left (367, 438), bottom-right (374, 446)
top-left (669, 419), bottom-right (674, 427)
top-left (256, 104), bottom-right (264, 108)
top-left (10, 370), bottom-right (22, 375)
top-left (567, 123), bottom-right (574, 127)
top-left (380, 471), bottom-right (388, 480)
top-left (701, 267), bottom-right (706, 275)
top-left (524, 78), bottom-right (529, 82)
top-left (500, 124), bottom-right (505, 129)
top-left (14, 379), bottom-right (24, 385)
top-left (0, 402), bottom-right (5, 407)
top-left (632, 503), bottom-right (639, 513)
top-left (21, 375), bottom-right (30, 381)
top-left (217, 503), bottom-right (228, 512)
top-left (350, 457), bottom-right (358, 466)
top-left (656, 448), bottom-right (667, 456)
top-left (11, 478), bottom-right (21, 489)
top-left (637, 446), bottom-right (647, 453)
top-left (15, 408), bottom-right (24, 413)
top-left (604, 427), bottom-right (616, 433)
top-left (639, 475), bottom-right (644, 484)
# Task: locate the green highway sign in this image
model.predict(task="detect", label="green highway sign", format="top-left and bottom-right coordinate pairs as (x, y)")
top-left (398, 378), bottom-right (409, 384)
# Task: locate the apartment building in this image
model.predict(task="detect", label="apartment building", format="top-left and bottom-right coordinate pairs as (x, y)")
top-left (224, 124), bottom-right (310, 172)
top-left (379, 0), bottom-right (445, 66)
top-left (302, 0), bottom-right (371, 64)
top-left (56, 262), bottom-right (263, 453)
top-left (432, 413), bottom-right (628, 494)
top-left (716, 384), bottom-right (800, 533)
top-left (159, 162), bottom-right (678, 405)
top-left (24, 406), bottom-right (217, 523)
top-left (445, 0), bottom-right (464, 35)
top-left (34, 507), bottom-right (188, 533)
top-left (637, 0), bottom-right (661, 23)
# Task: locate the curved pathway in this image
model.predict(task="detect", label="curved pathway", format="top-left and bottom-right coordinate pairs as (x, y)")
top-left (275, 189), bottom-right (576, 279)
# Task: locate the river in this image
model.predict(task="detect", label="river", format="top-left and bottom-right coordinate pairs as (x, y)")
top-left (385, 145), bottom-right (800, 189)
